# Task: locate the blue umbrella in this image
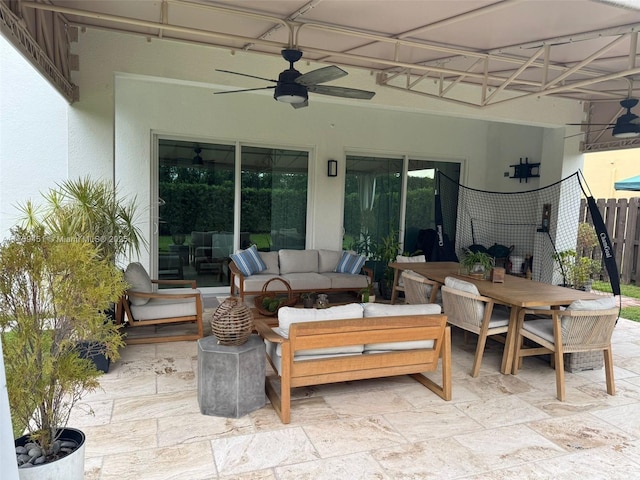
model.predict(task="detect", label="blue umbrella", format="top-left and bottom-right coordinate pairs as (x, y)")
top-left (614, 175), bottom-right (640, 191)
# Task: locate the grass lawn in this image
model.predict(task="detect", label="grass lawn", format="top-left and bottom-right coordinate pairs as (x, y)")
top-left (593, 280), bottom-right (640, 322)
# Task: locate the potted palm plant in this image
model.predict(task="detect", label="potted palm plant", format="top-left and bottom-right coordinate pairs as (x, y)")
top-left (0, 225), bottom-right (127, 479)
top-left (17, 177), bottom-right (145, 372)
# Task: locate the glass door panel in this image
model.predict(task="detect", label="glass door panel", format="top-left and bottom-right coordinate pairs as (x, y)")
top-left (158, 139), bottom-right (235, 287)
top-left (240, 146), bottom-right (308, 251)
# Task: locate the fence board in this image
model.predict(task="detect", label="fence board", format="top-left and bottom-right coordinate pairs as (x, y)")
top-left (580, 196), bottom-right (640, 285)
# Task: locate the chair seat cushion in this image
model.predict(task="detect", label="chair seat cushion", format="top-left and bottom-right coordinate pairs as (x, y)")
top-left (522, 318), bottom-right (554, 343)
top-left (129, 288), bottom-right (200, 320)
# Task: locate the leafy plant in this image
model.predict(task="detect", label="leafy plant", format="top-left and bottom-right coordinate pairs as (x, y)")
top-left (374, 230), bottom-right (401, 286)
top-left (17, 177), bottom-right (145, 267)
top-left (553, 249), bottom-right (601, 289)
top-left (0, 226), bottom-right (126, 460)
top-left (460, 249), bottom-right (494, 275)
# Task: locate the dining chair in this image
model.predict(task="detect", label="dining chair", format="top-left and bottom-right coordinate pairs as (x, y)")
top-left (401, 270), bottom-right (441, 305)
top-left (512, 297), bottom-right (618, 401)
top-left (440, 276), bottom-right (511, 377)
top-left (394, 254), bottom-right (426, 294)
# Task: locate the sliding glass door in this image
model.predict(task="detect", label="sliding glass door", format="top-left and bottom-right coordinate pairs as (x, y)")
top-left (343, 154), bottom-right (460, 266)
top-left (156, 138), bottom-right (309, 288)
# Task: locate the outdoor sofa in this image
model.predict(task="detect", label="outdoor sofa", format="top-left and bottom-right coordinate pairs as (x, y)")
top-left (229, 247), bottom-right (372, 300)
top-left (253, 302), bottom-right (452, 423)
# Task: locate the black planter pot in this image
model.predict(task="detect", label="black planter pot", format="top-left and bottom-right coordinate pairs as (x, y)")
top-left (15, 427), bottom-right (86, 479)
top-left (77, 341), bottom-right (110, 373)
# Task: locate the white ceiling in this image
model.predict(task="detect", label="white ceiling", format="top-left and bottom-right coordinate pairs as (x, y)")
top-left (2, 0), bottom-right (640, 150)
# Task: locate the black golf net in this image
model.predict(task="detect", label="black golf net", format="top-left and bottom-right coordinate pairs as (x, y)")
top-left (434, 171), bottom-right (620, 295)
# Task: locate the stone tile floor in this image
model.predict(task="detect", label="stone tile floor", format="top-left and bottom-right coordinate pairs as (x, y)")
top-left (73, 308), bottom-right (640, 480)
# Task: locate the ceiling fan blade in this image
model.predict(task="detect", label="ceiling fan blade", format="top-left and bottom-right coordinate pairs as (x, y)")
top-left (291, 99), bottom-right (309, 109)
top-left (307, 84), bottom-right (376, 100)
top-left (296, 65), bottom-right (347, 86)
top-left (216, 69), bottom-right (277, 83)
top-left (566, 123), bottom-right (615, 126)
top-left (214, 86), bottom-right (275, 95)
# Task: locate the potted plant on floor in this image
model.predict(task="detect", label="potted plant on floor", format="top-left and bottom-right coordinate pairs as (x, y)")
top-left (373, 230), bottom-right (401, 299)
top-left (0, 225), bottom-right (127, 479)
top-left (17, 177), bottom-right (145, 371)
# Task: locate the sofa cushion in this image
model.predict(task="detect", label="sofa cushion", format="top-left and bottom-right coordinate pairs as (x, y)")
top-left (318, 249), bottom-right (342, 273)
top-left (363, 303), bottom-right (441, 351)
top-left (279, 249), bottom-right (318, 274)
top-left (277, 303), bottom-right (364, 334)
top-left (335, 251), bottom-right (366, 274)
top-left (230, 245), bottom-right (267, 277)
top-left (280, 273), bottom-right (332, 291)
top-left (274, 303), bottom-right (364, 356)
top-left (322, 272), bottom-right (370, 290)
top-left (125, 262), bottom-right (153, 306)
top-left (259, 251), bottom-right (280, 275)
top-left (265, 340), bottom-right (362, 376)
top-left (235, 273), bottom-right (281, 293)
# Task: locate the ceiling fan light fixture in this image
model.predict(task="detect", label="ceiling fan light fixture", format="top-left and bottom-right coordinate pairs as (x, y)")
top-left (612, 117), bottom-right (640, 138)
top-left (274, 69), bottom-right (308, 104)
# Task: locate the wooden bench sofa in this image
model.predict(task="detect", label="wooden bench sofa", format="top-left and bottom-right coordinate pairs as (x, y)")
top-left (229, 248), bottom-right (373, 300)
top-left (253, 304), bottom-right (451, 423)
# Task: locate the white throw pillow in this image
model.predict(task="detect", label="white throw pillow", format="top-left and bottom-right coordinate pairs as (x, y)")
top-left (124, 262), bottom-right (153, 306)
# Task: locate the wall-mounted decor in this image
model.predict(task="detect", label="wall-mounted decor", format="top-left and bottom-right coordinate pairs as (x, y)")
top-left (509, 157), bottom-right (540, 183)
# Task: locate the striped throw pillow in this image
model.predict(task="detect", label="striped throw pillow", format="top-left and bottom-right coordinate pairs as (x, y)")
top-left (230, 245), bottom-right (267, 277)
top-left (334, 251), bottom-right (366, 274)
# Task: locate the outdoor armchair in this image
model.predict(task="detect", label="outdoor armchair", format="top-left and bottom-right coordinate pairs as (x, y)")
top-left (401, 270), bottom-right (441, 305)
top-left (117, 262), bottom-right (204, 344)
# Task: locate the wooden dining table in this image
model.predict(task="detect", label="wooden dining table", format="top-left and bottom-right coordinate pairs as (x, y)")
top-left (389, 261), bottom-right (604, 374)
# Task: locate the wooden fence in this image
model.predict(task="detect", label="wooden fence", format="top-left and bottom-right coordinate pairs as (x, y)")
top-left (579, 197), bottom-right (640, 285)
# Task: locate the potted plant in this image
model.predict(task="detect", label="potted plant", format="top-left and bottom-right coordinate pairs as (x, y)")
top-left (373, 230), bottom-right (401, 299)
top-left (553, 249), bottom-right (601, 290)
top-left (301, 292), bottom-right (316, 308)
top-left (17, 176), bottom-right (144, 266)
top-left (17, 177), bottom-right (145, 371)
top-left (460, 249), bottom-right (494, 279)
top-left (0, 225), bottom-right (127, 479)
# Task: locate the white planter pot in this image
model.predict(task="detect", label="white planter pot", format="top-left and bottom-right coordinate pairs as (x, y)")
top-left (16, 428), bottom-right (85, 480)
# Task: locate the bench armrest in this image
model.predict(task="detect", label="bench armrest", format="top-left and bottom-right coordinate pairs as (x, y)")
top-left (254, 318), bottom-right (285, 343)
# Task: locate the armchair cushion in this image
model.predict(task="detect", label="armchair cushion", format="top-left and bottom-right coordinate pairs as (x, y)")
top-left (230, 245), bottom-right (267, 277)
top-left (124, 262), bottom-right (153, 306)
top-left (563, 296), bottom-right (617, 338)
top-left (334, 251), bottom-right (366, 274)
top-left (129, 288), bottom-right (200, 320)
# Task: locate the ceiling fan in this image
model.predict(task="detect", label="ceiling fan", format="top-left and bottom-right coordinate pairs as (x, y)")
top-left (215, 49), bottom-right (376, 108)
top-left (567, 98), bottom-right (640, 138)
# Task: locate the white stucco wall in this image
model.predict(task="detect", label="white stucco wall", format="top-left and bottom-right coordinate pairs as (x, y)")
top-left (0, 36), bottom-right (69, 240)
top-left (64, 29), bottom-right (586, 273)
